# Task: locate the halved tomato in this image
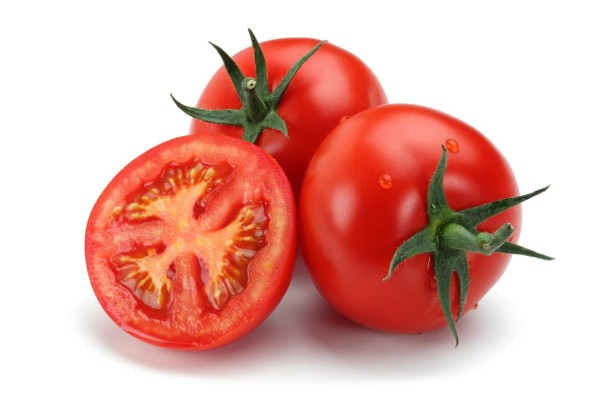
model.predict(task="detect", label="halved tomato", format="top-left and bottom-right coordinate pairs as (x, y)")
top-left (85, 133), bottom-right (296, 350)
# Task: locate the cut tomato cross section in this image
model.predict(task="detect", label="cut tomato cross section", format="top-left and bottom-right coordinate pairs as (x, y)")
top-left (86, 133), bottom-right (296, 350)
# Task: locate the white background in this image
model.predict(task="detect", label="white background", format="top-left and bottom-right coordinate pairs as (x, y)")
top-left (1, 0), bottom-right (598, 397)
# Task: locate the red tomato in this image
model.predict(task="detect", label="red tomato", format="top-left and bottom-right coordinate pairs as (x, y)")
top-left (299, 104), bottom-right (524, 334)
top-left (85, 134), bottom-right (296, 350)
top-left (189, 36), bottom-right (388, 197)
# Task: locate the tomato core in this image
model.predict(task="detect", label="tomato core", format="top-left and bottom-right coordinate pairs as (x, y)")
top-left (105, 158), bottom-right (269, 315)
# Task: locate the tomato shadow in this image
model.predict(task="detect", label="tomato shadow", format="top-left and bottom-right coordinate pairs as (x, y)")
top-left (79, 250), bottom-right (515, 380)
top-left (79, 299), bottom-right (307, 376)
top-left (287, 251), bottom-right (516, 379)
top-left (299, 295), bottom-right (514, 379)
top-left (79, 252), bottom-right (316, 376)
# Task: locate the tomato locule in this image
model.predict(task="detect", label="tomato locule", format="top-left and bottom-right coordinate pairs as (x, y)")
top-left (86, 133), bottom-right (296, 350)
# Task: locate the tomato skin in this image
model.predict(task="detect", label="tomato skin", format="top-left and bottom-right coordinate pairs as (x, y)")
top-left (299, 104), bottom-right (521, 333)
top-left (191, 37), bottom-right (388, 197)
top-left (86, 133), bottom-right (296, 350)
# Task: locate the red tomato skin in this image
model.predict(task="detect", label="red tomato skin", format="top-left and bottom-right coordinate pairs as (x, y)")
top-left (299, 104), bottom-right (521, 333)
top-left (86, 133), bottom-right (296, 350)
top-left (191, 38), bottom-right (388, 197)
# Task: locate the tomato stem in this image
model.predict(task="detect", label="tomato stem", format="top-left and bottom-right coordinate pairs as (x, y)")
top-left (441, 222), bottom-right (515, 256)
top-left (243, 78), bottom-right (269, 123)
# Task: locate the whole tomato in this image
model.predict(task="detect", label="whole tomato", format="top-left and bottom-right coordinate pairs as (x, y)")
top-left (299, 104), bottom-right (550, 344)
top-left (172, 30), bottom-right (387, 197)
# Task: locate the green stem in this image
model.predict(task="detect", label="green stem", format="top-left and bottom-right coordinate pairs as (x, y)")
top-left (242, 78), bottom-right (269, 123)
top-left (441, 222), bottom-right (514, 256)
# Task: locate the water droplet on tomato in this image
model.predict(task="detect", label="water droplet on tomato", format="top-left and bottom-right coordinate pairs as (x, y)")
top-left (378, 174), bottom-right (393, 189)
top-left (446, 139), bottom-right (460, 153)
top-left (339, 115), bottom-right (351, 124)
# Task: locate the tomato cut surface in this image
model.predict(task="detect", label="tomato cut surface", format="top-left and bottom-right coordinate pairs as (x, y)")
top-left (86, 134), bottom-right (296, 350)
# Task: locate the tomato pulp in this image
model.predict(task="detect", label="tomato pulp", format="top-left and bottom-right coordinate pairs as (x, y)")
top-left (86, 134), bottom-right (296, 349)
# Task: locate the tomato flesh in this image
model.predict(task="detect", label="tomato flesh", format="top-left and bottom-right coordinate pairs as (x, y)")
top-left (86, 134), bottom-right (295, 349)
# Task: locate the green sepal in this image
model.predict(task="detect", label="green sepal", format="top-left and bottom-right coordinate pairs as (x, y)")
top-left (497, 242), bottom-right (554, 260)
top-left (208, 41), bottom-right (246, 105)
top-left (170, 94), bottom-right (244, 126)
top-left (434, 248), bottom-right (469, 347)
top-left (427, 146), bottom-right (450, 215)
top-left (248, 29), bottom-right (269, 98)
top-left (269, 40), bottom-right (325, 108)
top-left (241, 111), bottom-right (288, 142)
top-left (385, 229), bottom-right (435, 280)
top-left (461, 186), bottom-right (550, 227)
top-left (261, 111), bottom-right (288, 137)
top-left (386, 145), bottom-right (552, 345)
top-left (171, 30), bottom-right (325, 144)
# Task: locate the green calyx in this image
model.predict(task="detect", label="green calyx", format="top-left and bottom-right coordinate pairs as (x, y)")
top-left (385, 146), bottom-right (553, 346)
top-left (171, 29), bottom-right (326, 143)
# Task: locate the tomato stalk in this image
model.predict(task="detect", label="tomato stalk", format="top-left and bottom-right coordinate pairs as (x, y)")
top-left (441, 223), bottom-right (515, 255)
top-left (385, 146), bottom-right (552, 346)
top-left (242, 78), bottom-right (268, 122)
top-left (171, 29), bottom-right (325, 143)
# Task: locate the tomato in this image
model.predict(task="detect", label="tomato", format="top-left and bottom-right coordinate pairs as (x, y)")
top-left (85, 133), bottom-right (296, 350)
top-left (299, 104), bottom-right (549, 342)
top-left (174, 31), bottom-right (387, 197)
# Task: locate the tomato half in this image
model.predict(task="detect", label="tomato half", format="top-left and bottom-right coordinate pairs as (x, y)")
top-left (189, 36), bottom-right (388, 197)
top-left (85, 134), bottom-right (296, 349)
top-left (299, 104), bottom-right (523, 334)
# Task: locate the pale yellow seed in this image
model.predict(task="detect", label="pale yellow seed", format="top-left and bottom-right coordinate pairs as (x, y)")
top-left (111, 206), bottom-right (122, 217)
top-left (204, 168), bottom-right (216, 180)
top-left (242, 210), bottom-right (255, 223)
top-left (126, 202), bottom-right (145, 211)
